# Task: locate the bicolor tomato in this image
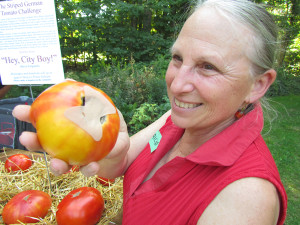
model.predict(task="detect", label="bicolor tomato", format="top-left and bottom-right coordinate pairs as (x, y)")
top-left (2, 190), bottom-right (52, 224)
top-left (4, 154), bottom-right (32, 172)
top-left (30, 80), bottom-right (120, 166)
top-left (56, 187), bottom-right (104, 225)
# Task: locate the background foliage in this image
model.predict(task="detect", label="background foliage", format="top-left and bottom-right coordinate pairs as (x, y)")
top-left (263, 95), bottom-right (300, 225)
top-left (53, 0), bottom-right (299, 72)
top-left (55, 0), bottom-right (189, 68)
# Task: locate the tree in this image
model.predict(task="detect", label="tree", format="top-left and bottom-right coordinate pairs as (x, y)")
top-left (55, 0), bottom-right (299, 76)
top-left (55, 0), bottom-right (190, 67)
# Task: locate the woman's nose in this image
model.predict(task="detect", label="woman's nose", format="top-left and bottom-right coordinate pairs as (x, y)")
top-left (169, 65), bottom-right (194, 94)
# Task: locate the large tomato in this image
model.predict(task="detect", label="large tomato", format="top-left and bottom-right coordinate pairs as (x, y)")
top-left (56, 187), bottom-right (104, 225)
top-left (30, 80), bottom-right (120, 166)
top-left (5, 154), bottom-right (32, 172)
top-left (2, 190), bottom-right (52, 224)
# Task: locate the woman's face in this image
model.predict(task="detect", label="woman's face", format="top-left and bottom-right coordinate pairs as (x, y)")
top-left (166, 8), bottom-right (255, 134)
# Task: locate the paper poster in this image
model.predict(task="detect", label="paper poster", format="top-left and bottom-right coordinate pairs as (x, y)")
top-left (0, 0), bottom-right (65, 85)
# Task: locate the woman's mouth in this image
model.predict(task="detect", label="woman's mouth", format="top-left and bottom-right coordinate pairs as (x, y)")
top-left (174, 98), bottom-right (202, 109)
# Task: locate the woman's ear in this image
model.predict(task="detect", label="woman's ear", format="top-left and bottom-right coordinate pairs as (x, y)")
top-left (247, 69), bottom-right (277, 103)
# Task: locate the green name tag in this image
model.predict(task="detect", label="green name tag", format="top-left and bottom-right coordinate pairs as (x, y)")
top-left (149, 131), bottom-right (162, 153)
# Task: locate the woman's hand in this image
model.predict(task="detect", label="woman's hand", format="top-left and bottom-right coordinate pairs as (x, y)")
top-left (12, 105), bottom-right (130, 178)
top-left (76, 109), bottom-right (130, 178)
top-left (12, 105), bottom-right (43, 150)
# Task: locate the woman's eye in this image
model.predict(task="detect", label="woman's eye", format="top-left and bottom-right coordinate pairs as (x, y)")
top-left (203, 63), bottom-right (215, 70)
top-left (172, 54), bottom-right (182, 62)
top-left (196, 63), bottom-right (220, 76)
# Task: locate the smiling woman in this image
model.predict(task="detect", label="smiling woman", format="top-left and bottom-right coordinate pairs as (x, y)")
top-left (12, 0), bottom-right (287, 224)
top-left (166, 7), bottom-right (256, 134)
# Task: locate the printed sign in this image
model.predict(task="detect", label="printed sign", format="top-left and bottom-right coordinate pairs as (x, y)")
top-left (0, 0), bottom-right (64, 85)
top-left (149, 131), bottom-right (162, 153)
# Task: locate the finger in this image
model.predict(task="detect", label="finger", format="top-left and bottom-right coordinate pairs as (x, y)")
top-left (12, 105), bottom-right (32, 123)
top-left (80, 162), bottom-right (100, 177)
top-left (50, 158), bottom-right (72, 176)
top-left (19, 131), bottom-right (43, 151)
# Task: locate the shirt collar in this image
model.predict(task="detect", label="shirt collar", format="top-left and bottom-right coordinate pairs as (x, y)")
top-left (185, 104), bottom-right (263, 166)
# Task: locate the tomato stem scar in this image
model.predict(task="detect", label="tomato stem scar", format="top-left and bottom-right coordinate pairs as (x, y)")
top-left (23, 195), bottom-right (31, 201)
top-left (72, 191), bottom-right (82, 198)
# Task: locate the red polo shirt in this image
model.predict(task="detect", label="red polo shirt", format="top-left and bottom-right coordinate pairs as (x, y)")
top-left (123, 105), bottom-right (287, 225)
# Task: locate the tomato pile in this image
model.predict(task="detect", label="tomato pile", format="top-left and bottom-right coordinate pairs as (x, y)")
top-left (1, 153), bottom-right (123, 224)
top-left (2, 186), bottom-right (106, 225)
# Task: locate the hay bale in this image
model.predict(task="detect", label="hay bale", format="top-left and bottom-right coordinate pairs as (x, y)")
top-left (0, 149), bottom-right (123, 224)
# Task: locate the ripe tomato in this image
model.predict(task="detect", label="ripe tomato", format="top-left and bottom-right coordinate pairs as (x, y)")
top-left (2, 190), bottom-right (52, 224)
top-left (56, 187), bottom-right (104, 225)
top-left (96, 176), bottom-right (115, 186)
top-left (5, 154), bottom-right (32, 172)
top-left (30, 80), bottom-right (120, 166)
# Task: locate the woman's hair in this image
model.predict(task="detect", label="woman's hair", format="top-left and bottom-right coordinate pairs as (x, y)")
top-left (190, 0), bottom-right (281, 126)
top-left (193, 0), bottom-right (279, 78)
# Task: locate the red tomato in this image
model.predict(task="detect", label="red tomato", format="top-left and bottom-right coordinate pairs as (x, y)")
top-left (5, 154), bottom-right (32, 172)
top-left (96, 176), bottom-right (115, 186)
top-left (30, 80), bottom-right (120, 166)
top-left (2, 190), bottom-right (52, 224)
top-left (56, 187), bottom-right (104, 225)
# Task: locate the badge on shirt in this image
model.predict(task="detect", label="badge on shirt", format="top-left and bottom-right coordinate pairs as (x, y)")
top-left (149, 131), bottom-right (162, 153)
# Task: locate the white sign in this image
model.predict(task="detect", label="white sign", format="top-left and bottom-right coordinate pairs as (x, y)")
top-left (0, 0), bottom-right (65, 85)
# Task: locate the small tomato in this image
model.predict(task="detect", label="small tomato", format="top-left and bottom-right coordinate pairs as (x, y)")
top-left (56, 187), bottom-right (104, 225)
top-left (30, 80), bottom-right (120, 166)
top-left (96, 176), bottom-right (115, 186)
top-left (2, 190), bottom-right (52, 224)
top-left (5, 154), bottom-right (32, 172)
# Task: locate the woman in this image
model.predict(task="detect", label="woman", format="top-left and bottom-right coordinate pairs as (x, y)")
top-left (13, 0), bottom-right (287, 224)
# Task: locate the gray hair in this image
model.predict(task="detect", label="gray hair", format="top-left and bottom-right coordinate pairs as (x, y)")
top-left (193, 0), bottom-right (278, 78)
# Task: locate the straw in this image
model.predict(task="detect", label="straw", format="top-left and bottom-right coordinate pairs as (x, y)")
top-left (0, 150), bottom-right (123, 225)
